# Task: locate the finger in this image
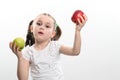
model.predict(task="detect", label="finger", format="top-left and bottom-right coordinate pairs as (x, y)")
top-left (17, 46), bottom-right (21, 52)
top-left (83, 14), bottom-right (88, 22)
top-left (12, 42), bottom-right (17, 53)
top-left (9, 42), bottom-right (13, 49)
top-left (12, 42), bottom-right (15, 51)
top-left (77, 17), bottom-right (84, 26)
top-left (16, 46), bottom-right (22, 57)
top-left (15, 44), bottom-right (19, 53)
top-left (79, 14), bottom-right (88, 25)
top-left (77, 18), bottom-right (82, 25)
top-left (9, 42), bottom-right (15, 53)
top-left (80, 15), bottom-right (85, 23)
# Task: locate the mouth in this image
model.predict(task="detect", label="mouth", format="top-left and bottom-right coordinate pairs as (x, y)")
top-left (38, 31), bottom-right (44, 35)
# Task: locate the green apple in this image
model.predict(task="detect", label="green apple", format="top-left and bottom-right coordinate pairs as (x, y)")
top-left (13, 37), bottom-right (25, 50)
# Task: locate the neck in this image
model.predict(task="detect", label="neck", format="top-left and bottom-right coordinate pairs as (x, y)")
top-left (34, 39), bottom-right (51, 51)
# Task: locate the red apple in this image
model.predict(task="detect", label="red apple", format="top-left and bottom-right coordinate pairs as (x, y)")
top-left (71, 10), bottom-right (85, 24)
top-left (13, 37), bottom-right (25, 50)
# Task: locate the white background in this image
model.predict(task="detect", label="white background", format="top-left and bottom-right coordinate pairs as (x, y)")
top-left (0, 0), bottom-right (120, 80)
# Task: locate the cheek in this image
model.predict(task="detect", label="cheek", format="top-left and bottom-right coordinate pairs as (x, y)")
top-left (47, 31), bottom-right (52, 36)
top-left (32, 28), bottom-right (39, 37)
top-left (46, 30), bottom-right (53, 36)
top-left (32, 26), bottom-right (37, 32)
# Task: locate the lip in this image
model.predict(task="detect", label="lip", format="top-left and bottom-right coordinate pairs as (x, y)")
top-left (38, 31), bottom-right (44, 35)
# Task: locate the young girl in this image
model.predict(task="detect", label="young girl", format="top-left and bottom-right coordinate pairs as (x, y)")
top-left (9, 13), bottom-right (87, 80)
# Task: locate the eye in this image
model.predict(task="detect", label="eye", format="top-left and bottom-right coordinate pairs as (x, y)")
top-left (36, 22), bottom-right (42, 26)
top-left (46, 25), bottom-right (50, 28)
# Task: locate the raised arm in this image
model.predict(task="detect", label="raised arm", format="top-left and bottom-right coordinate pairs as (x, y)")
top-left (9, 42), bottom-right (29, 80)
top-left (60, 14), bottom-right (87, 56)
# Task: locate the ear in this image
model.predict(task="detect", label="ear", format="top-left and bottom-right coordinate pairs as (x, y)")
top-left (30, 26), bottom-right (33, 32)
top-left (51, 31), bottom-right (56, 38)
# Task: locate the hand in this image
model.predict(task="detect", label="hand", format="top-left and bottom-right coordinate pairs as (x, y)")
top-left (76, 14), bottom-right (88, 31)
top-left (9, 42), bottom-right (23, 58)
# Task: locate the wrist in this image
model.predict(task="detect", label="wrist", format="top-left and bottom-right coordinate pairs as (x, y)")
top-left (75, 30), bottom-right (81, 36)
top-left (75, 28), bottom-right (81, 33)
top-left (17, 54), bottom-right (24, 60)
top-left (75, 27), bottom-right (82, 32)
top-left (18, 57), bottom-right (24, 61)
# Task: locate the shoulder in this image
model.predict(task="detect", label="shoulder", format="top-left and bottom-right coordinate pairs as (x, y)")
top-left (21, 45), bottom-right (34, 61)
top-left (22, 45), bottom-right (30, 52)
top-left (21, 45), bottom-right (33, 55)
top-left (48, 41), bottom-right (62, 53)
top-left (50, 41), bottom-right (62, 48)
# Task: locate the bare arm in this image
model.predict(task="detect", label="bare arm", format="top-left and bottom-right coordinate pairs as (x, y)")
top-left (60, 14), bottom-right (87, 56)
top-left (17, 57), bottom-right (29, 80)
top-left (9, 42), bottom-right (29, 80)
top-left (60, 30), bottom-right (81, 56)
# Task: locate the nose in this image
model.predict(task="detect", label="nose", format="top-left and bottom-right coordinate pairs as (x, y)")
top-left (39, 25), bottom-right (45, 30)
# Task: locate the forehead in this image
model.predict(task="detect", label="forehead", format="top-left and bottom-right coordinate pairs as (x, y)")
top-left (34, 14), bottom-right (54, 24)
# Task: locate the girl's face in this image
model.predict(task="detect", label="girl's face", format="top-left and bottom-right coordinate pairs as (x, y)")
top-left (31, 14), bottom-right (56, 42)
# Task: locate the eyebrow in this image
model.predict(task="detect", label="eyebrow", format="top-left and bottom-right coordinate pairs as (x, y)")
top-left (37, 19), bottom-right (52, 25)
top-left (37, 20), bottom-right (41, 22)
top-left (46, 22), bottom-right (51, 25)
